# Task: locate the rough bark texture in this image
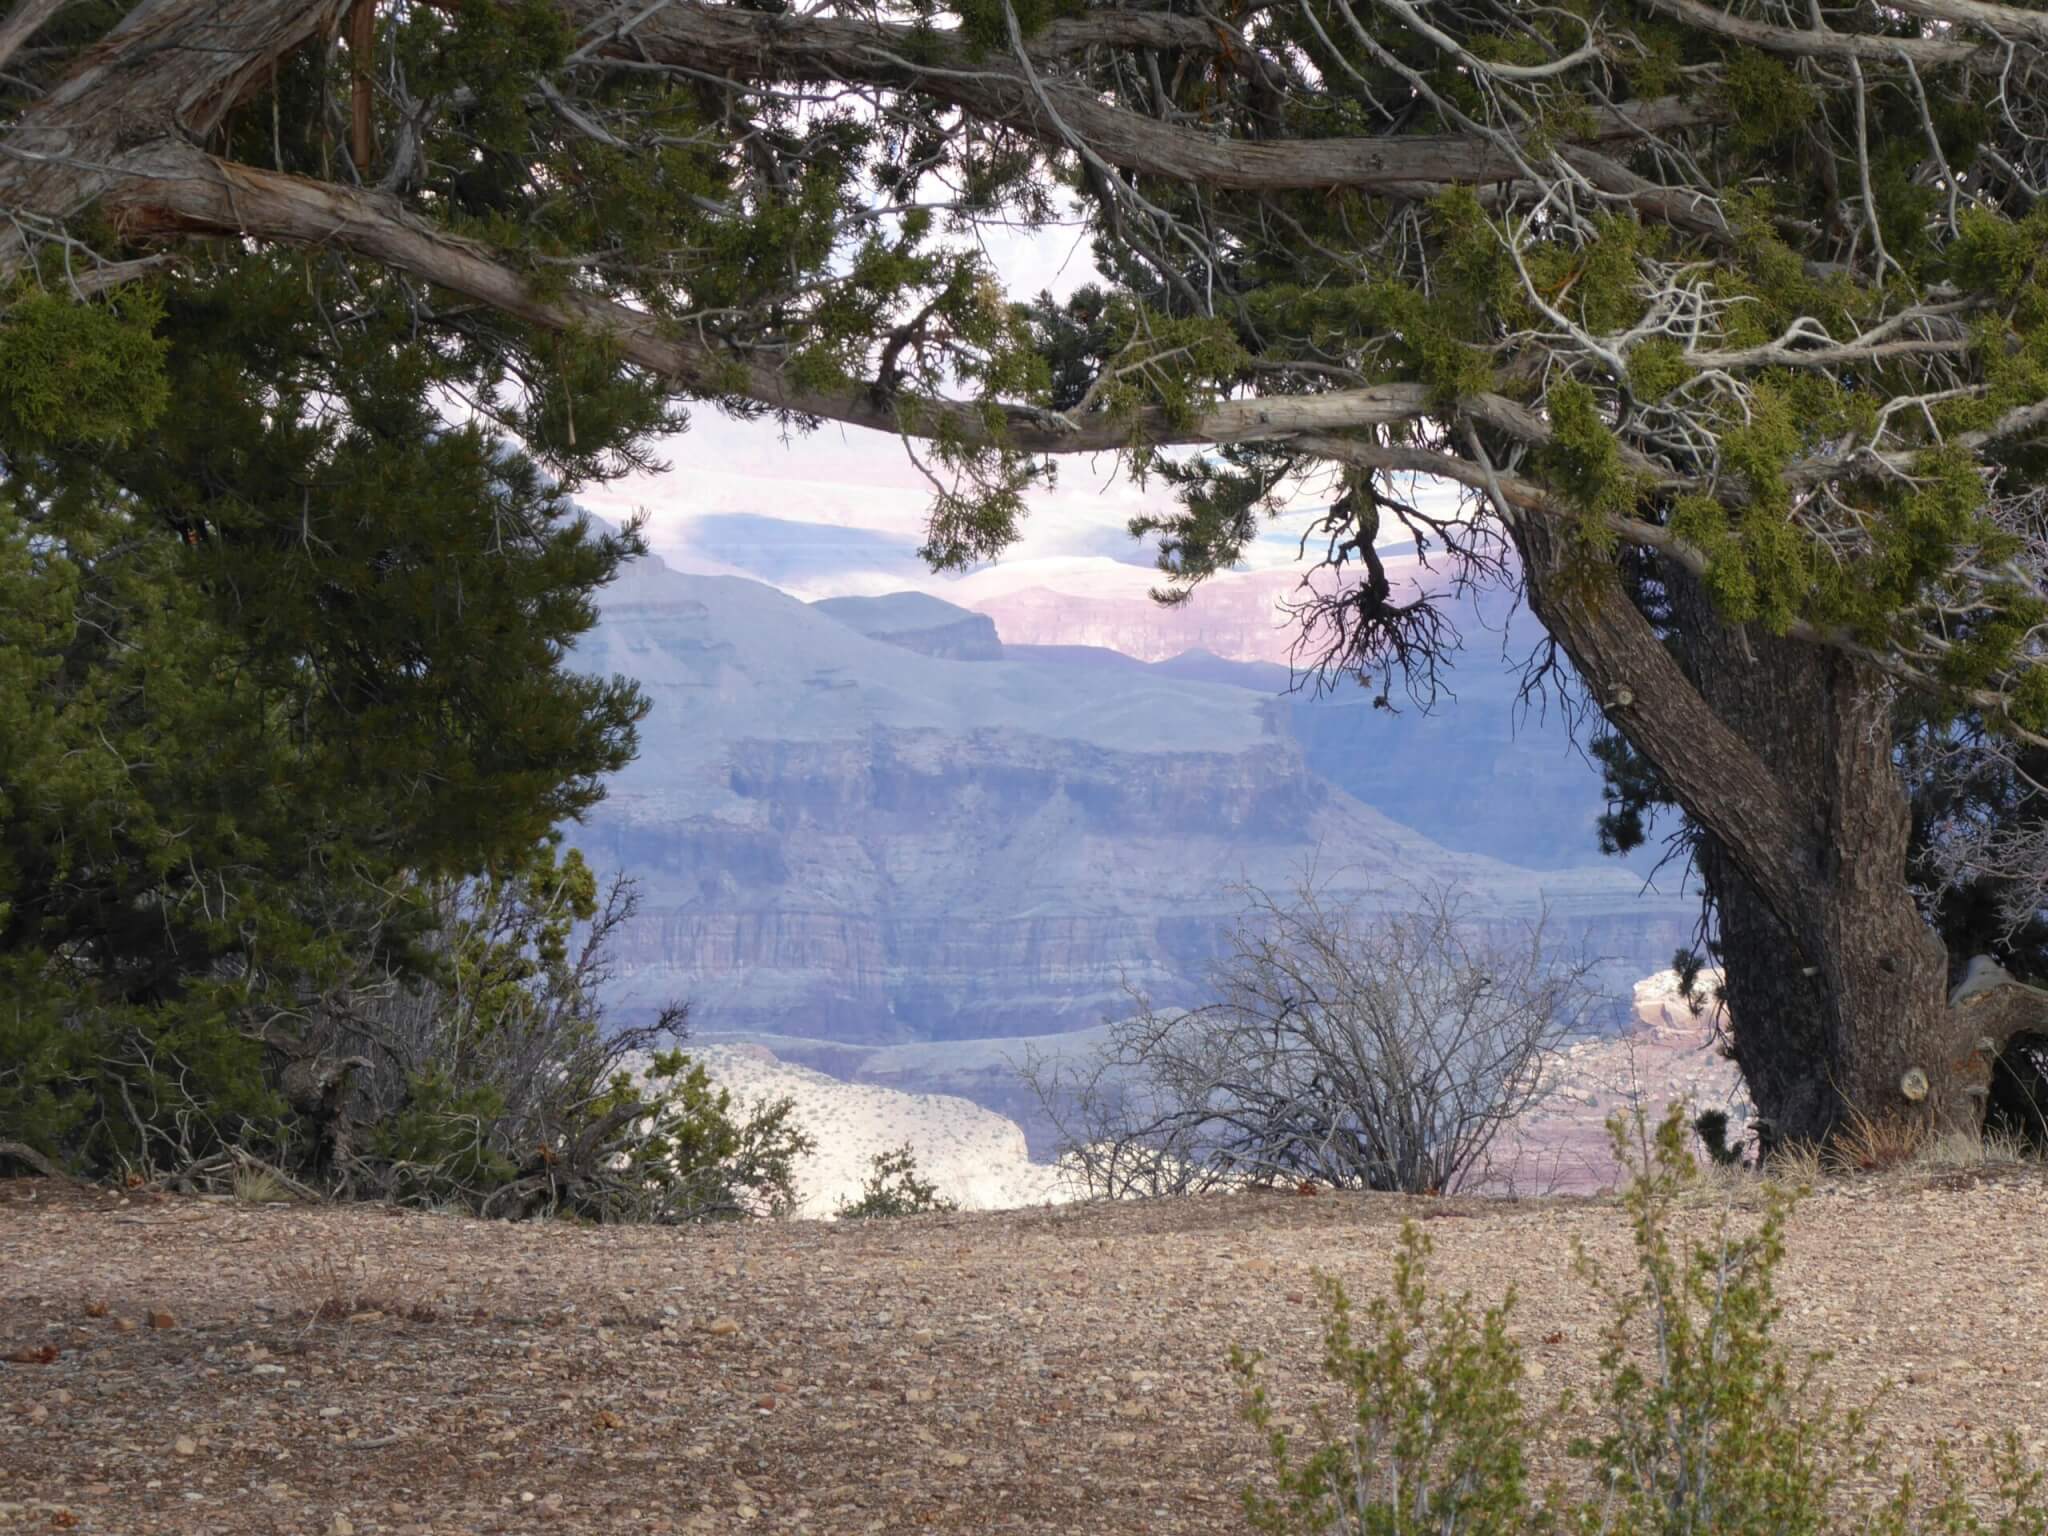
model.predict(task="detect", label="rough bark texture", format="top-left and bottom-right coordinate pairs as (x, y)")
top-left (1659, 567), bottom-right (1988, 1145)
top-left (0, 0), bottom-right (353, 279)
top-left (607, 4), bottom-right (1731, 234)
top-left (1514, 513), bottom-right (2037, 1148)
top-left (1692, 835), bottom-right (1837, 1153)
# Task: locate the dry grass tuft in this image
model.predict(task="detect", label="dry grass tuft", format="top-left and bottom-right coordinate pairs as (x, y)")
top-left (1674, 1154), bottom-right (1765, 1206)
top-left (1913, 1124), bottom-right (2035, 1171)
top-left (1822, 1106), bottom-right (1929, 1175)
top-left (231, 1166), bottom-right (291, 1205)
top-left (1762, 1138), bottom-right (1825, 1187)
top-left (264, 1250), bottom-right (439, 1325)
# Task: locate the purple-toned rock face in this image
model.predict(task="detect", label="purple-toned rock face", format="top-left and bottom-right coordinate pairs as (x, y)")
top-left (571, 550), bottom-right (1695, 1055)
top-left (1481, 970), bottom-right (1749, 1196)
top-left (813, 592), bottom-right (1006, 662)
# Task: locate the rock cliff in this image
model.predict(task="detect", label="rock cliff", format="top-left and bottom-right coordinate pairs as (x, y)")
top-left (573, 553), bottom-right (1694, 1044)
top-left (811, 592), bottom-right (1005, 661)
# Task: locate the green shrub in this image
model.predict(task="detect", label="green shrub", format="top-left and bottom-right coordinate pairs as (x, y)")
top-left (1573, 1107), bottom-right (1865, 1535)
top-left (327, 848), bottom-right (817, 1222)
top-left (1235, 1102), bottom-right (2048, 1535)
top-left (1234, 1224), bottom-right (1534, 1535)
top-left (0, 829), bottom-right (819, 1222)
top-left (837, 1143), bottom-right (955, 1219)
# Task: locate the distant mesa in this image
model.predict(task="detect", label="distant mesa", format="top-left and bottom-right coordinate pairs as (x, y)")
top-left (573, 553), bottom-right (1693, 1051)
top-left (813, 591), bottom-right (1004, 662)
top-left (671, 1042), bottom-right (1062, 1218)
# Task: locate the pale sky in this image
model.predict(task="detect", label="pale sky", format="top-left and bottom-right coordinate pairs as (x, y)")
top-left (573, 215), bottom-right (1460, 601)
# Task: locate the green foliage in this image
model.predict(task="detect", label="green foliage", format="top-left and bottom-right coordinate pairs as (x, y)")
top-left (403, 0), bottom-right (572, 150)
top-left (1591, 728), bottom-right (1670, 857)
top-left (1235, 1225), bottom-right (1534, 1535)
top-left (950, 0), bottom-right (1084, 52)
top-left (1626, 337), bottom-right (1691, 404)
top-left (0, 287), bottom-right (168, 446)
top-left (1574, 1109), bottom-right (1860, 1535)
top-left (1944, 207), bottom-right (2048, 304)
top-left (1236, 1104), bottom-right (2048, 1536)
top-left (1693, 1109), bottom-right (1745, 1167)
top-left (837, 1143), bottom-right (956, 1219)
top-left (312, 844), bottom-right (815, 1222)
top-left (1127, 444), bottom-right (1291, 593)
top-left (622, 1049), bottom-right (817, 1220)
top-left (1718, 52), bottom-right (1816, 154)
top-left (0, 226), bottom-right (652, 1188)
top-left (369, 1070), bottom-right (519, 1201)
top-left (1535, 380), bottom-right (1642, 567)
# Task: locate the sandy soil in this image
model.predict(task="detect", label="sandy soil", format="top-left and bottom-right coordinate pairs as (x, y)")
top-left (4, 1155), bottom-right (2046, 1536)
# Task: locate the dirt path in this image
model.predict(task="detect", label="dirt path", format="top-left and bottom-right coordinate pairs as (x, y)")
top-left (3, 1168), bottom-right (2046, 1535)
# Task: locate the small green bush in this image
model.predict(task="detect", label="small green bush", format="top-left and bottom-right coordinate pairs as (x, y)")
top-left (1235, 1102), bottom-right (2048, 1536)
top-left (837, 1143), bottom-right (955, 1219)
top-left (1234, 1225), bottom-right (1533, 1535)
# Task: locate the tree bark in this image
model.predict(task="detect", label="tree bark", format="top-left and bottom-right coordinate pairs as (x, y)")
top-left (1663, 570), bottom-right (1929, 1142)
top-left (0, 0), bottom-right (66, 73)
top-left (0, 0), bottom-right (353, 280)
top-left (1689, 833), bottom-right (1834, 1154)
top-left (1513, 514), bottom-right (2034, 1147)
top-left (0, 1138), bottom-right (74, 1181)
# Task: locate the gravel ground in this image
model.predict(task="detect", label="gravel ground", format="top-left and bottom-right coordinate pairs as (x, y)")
top-left (3, 1163), bottom-right (2047, 1535)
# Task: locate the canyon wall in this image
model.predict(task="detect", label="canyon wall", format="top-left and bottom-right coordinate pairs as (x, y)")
top-left (574, 554), bottom-right (1694, 1046)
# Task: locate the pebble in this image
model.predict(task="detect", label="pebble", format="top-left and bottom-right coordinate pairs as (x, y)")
top-left (173, 1437), bottom-right (197, 1457)
top-left (704, 1316), bottom-right (739, 1336)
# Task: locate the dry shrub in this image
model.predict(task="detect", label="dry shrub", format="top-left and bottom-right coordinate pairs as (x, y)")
top-left (1764, 1138), bottom-right (1826, 1187)
top-left (265, 1251), bottom-right (438, 1325)
top-left (1030, 878), bottom-right (1597, 1199)
top-left (1823, 1107), bottom-right (1931, 1175)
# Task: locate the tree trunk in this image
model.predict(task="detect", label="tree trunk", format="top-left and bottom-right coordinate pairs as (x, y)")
top-left (1691, 834), bottom-right (1836, 1154)
top-left (1512, 518), bottom-right (2026, 1149)
top-left (1659, 565), bottom-right (1992, 1147)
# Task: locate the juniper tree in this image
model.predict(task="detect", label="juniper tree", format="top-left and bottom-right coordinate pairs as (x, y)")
top-left (8, 0), bottom-right (2048, 1149)
top-left (0, 263), bottom-right (654, 1172)
top-left (0, 34), bottom-right (662, 1172)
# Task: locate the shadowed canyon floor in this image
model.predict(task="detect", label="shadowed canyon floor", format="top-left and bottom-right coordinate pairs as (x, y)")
top-left (4, 1164), bottom-right (2047, 1535)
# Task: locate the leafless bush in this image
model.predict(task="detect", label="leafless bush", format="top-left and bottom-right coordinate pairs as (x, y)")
top-left (1027, 881), bottom-right (1598, 1198)
top-left (313, 861), bottom-right (648, 1162)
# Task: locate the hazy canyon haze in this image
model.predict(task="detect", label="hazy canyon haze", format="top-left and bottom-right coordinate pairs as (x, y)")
top-left (569, 534), bottom-right (1702, 1171)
